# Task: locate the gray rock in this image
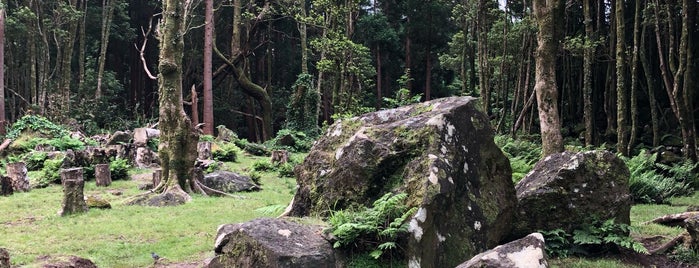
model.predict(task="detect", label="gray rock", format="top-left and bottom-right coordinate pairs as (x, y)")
top-left (287, 96), bottom-right (516, 267)
top-left (513, 150), bottom-right (631, 237)
top-left (202, 171), bottom-right (261, 193)
top-left (133, 128), bottom-right (160, 147)
top-left (207, 218), bottom-right (341, 268)
top-left (135, 147), bottom-right (159, 168)
top-left (85, 195), bottom-right (111, 209)
top-left (106, 131), bottom-right (132, 146)
top-left (216, 125), bottom-right (238, 142)
top-left (456, 233), bottom-right (548, 268)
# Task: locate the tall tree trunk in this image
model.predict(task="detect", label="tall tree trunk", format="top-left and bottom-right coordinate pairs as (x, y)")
top-left (0, 8), bottom-right (5, 135)
top-left (640, 24), bottom-right (660, 147)
top-left (59, 0), bottom-right (80, 118)
top-left (627, 0), bottom-right (641, 154)
top-left (376, 45), bottom-right (382, 109)
top-left (158, 0), bottom-right (198, 195)
top-left (425, 46), bottom-right (432, 101)
top-left (202, 0), bottom-right (214, 135)
top-left (678, 0), bottom-right (696, 160)
top-left (96, 0), bottom-right (116, 99)
top-left (477, 0), bottom-right (490, 114)
top-left (299, 0), bottom-right (309, 74)
top-left (77, 0), bottom-right (87, 94)
top-left (616, 0), bottom-right (629, 156)
top-left (582, 0), bottom-right (595, 146)
top-left (533, 0), bottom-right (564, 156)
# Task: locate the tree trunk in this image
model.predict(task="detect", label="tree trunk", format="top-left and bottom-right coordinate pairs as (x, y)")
top-left (95, 163), bottom-right (112, 187)
top-left (0, 176), bottom-right (12, 196)
top-left (477, 0), bottom-right (490, 114)
top-left (0, 8), bottom-right (5, 135)
top-left (59, 168), bottom-right (88, 216)
top-left (640, 24), bottom-right (660, 147)
top-left (533, 0), bottom-right (564, 156)
top-left (202, 0), bottom-right (214, 135)
top-left (158, 0), bottom-right (199, 198)
top-left (627, 0), bottom-right (641, 155)
top-left (77, 0), bottom-right (87, 94)
top-left (96, 0), bottom-right (116, 99)
top-left (582, 0), bottom-right (595, 146)
top-left (425, 46), bottom-right (432, 101)
top-left (376, 45), bottom-right (382, 109)
top-left (678, 0), bottom-right (696, 161)
top-left (7, 162), bottom-right (29, 192)
top-left (191, 85), bottom-right (199, 126)
top-left (616, 0), bottom-right (629, 156)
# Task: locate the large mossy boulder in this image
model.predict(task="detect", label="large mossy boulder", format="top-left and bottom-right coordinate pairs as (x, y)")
top-left (207, 218), bottom-right (340, 268)
top-left (288, 96), bottom-right (516, 267)
top-left (202, 171), bottom-right (261, 193)
top-left (512, 150), bottom-right (631, 238)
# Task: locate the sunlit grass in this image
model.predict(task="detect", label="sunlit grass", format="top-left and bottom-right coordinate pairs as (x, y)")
top-left (0, 155), bottom-right (297, 267)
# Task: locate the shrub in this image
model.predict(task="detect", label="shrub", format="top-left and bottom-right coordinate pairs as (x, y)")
top-left (5, 115), bottom-right (69, 140)
top-left (109, 157), bottom-right (131, 180)
top-left (212, 142), bottom-right (241, 162)
top-left (23, 151), bottom-right (48, 171)
top-left (623, 150), bottom-right (695, 204)
top-left (277, 163), bottom-right (295, 178)
top-left (328, 193), bottom-right (417, 259)
top-left (268, 129), bottom-right (314, 152)
top-left (540, 219), bottom-right (647, 257)
top-left (252, 160), bottom-right (275, 172)
top-left (494, 135), bottom-right (540, 182)
top-left (34, 158), bottom-right (65, 188)
top-left (147, 138), bottom-right (160, 152)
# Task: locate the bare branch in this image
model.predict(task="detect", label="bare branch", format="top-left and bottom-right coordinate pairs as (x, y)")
top-left (134, 14), bottom-right (160, 80)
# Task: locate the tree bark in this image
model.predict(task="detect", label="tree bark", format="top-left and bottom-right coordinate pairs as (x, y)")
top-left (202, 0), bottom-right (214, 135)
top-left (7, 162), bottom-right (29, 192)
top-left (582, 0), bottom-right (595, 146)
top-left (640, 24), bottom-right (660, 147)
top-left (59, 168), bottom-right (88, 216)
top-left (158, 0), bottom-right (199, 196)
top-left (627, 0), bottom-right (641, 154)
top-left (616, 0), bottom-right (629, 156)
top-left (533, 0), bottom-right (564, 156)
top-left (0, 7), bottom-right (5, 135)
top-left (96, 0), bottom-right (116, 99)
top-left (0, 176), bottom-right (12, 196)
top-left (95, 164), bottom-right (111, 187)
top-left (678, 0), bottom-right (696, 161)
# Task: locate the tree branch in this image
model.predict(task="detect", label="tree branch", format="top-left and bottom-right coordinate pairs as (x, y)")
top-left (134, 14), bottom-right (161, 80)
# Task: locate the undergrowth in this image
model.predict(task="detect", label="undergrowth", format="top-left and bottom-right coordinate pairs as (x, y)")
top-left (540, 219), bottom-right (647, 258)
top-left (622, 150), bottom-right (697, 204)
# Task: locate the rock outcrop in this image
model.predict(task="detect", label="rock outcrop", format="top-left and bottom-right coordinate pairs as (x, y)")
top-left (456, 233), bottom-right (548, 268)
top-left (288, 97), bottom-right (516, 267)
top-left (513, 150), bottom-right (631, 237)
top-left (206, 218), bottom-right (340, 268)
top-left (202, 171), bottom-right (261, 193)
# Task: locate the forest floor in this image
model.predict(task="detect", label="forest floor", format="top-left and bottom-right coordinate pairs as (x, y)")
top-left (1, 152), bottom-right (698, 267)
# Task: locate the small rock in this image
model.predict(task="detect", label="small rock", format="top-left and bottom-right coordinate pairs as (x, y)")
top-left (202, 171), bottom-right (261, 193)
top-left (456, 233), bottom-right (548, 268)
top-left (138, 183), bottom-right (154, 191)
top-left (85, 195), bottom-right (111, 209)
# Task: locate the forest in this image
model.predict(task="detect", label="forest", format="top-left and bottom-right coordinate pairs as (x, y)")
top-left (0, 0), bottom-right (696, 161)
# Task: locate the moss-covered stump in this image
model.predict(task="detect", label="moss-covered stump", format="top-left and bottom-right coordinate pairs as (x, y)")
top-left (288, 96), bottom-right (516, 267)
top-left (59, 168), bottom-right (88, 216)
top-left (512, 150), bottom-right (631, 238)
top-left (206, 218), bottom-right (341, 268)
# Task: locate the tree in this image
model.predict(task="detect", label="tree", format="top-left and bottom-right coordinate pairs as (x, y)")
top-left (582, 0), bottom-right (595, 146)
top-left (95, 0), bottom-right (116, 99)
top-left (532, 0), bottom-right (564, 156)
top-left (616, 0), bottom-right (629, 156)
top-left (202, 0), bottom-right (213, 135)
top-left (0, 6), bottom-right (5, 135)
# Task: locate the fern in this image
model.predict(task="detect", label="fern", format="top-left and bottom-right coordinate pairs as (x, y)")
top-left (328, 193), bottom-right (416, 260)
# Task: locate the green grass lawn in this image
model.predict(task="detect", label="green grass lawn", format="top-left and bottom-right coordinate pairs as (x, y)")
top-left (0, 155), bottom-right (296, 267)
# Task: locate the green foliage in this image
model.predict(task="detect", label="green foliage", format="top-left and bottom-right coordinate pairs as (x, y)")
top-left (23, 151), bottom-right (48, 171)
top-left (234, 139), bottom-right (271, 156)
top-left (622, 150), bottom-right (695, 204)
top-left (147, 138), bottom-right (160, 152)
top-left (494, 135), bottom-right (540, 182)
top-left (252, 160), bottom-right (275, 172)
top-left (383, 70), bottom-right (422, 108)
top-left (109, 157), bottom-right (130, 181)
top-left (286, 73), bottom-right (321, 137)
top-left (5, 115), bottom-right (70, 140)
top-left (254, 204), bottom-right (287, 216)
top-left (540, 219), bottom-right (647, 257)
top-left (199, 135), bottom-right (215, 142)
top-left (212, 142), bottom-right (242, 162)
top-left (268, 129), bottom-right (314, 152)
top-left (670, 246), bottom-right (699, 264)
top-left (248, 171), bottom-right (262, 186)
top-left (35, 158), bottom-right (64, 188)
top-left (277, 163), bottom-right (295, 178)
top-left (328, 193), bottom-right (417, 260)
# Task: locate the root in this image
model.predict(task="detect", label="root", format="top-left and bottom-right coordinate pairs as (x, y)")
top-left (644, 212), bottom-right (699, 227)
top-left (649, 234), bottom-right (686, 255)
top-left (194, 180), bottom-right (246, 199)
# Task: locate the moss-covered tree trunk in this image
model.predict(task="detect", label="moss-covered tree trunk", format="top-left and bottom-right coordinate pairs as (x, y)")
top-left (615, 0), bottom-right (629, 156)
top-left (157, 0), bottom-right (198, 198)
top-left (533, 0), bottom-right (564, 156)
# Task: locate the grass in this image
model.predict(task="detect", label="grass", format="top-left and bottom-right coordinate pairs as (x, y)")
top-left (0, 154), bottom-right (297, 267)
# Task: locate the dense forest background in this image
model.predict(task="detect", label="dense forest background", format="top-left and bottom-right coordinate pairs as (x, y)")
top-left (0, 0), bottom-right (697, 160)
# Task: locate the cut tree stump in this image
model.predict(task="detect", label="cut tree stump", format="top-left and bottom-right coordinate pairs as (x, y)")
top-left (95, 164), bottom-right (112, 187)
top-left (0, 247), bottom-right (9, 268)
top-left (153, 169), bottom-right (163, 189)
top-left (7, 162), bottom-right (29, 192)
top-left (0, 176), bottom-right (12, 196)
top-left (59, 168), bottom-right (88, 216)
top-left (198, 141), bottom-right (212, 160)
top-left (270, 150), bottom-right (289, 165)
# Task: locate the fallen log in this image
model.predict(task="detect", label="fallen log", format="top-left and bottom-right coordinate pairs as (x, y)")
top-left (0, 139), bottom-right (11, 152)
top-left (644, 211), bottom-right (699, 227)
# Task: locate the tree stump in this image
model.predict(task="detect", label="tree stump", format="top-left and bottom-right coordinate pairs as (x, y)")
top-left (7, 162), bottom-right (29, 192)
top-left (95, 164), bottom-right (112, 187)
top-left (198, 141), bottom-right (212, 160)
top-left (0, 248), bottom-right (9, 268)
top-left (153, 169), bottom-right (163, 189)
top-left (0, 176), bottom-right (12, 196)
top-left (686, 215), bottom-right (699, 249)
top-left (271, 150), bottom-right (289, 165)
top-left (59, 168), bottom-right (88, 216)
